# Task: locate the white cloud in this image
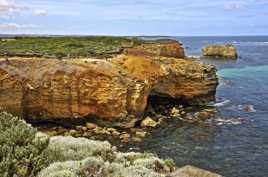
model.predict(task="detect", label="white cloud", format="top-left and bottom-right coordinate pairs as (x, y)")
top-left (0, 13), bottom-right (12, 19)
top-left (0, 0), bottom-right (26, 12)
top-left (0, 0), bottom-right (28, 19)
top-left (33, 9), bottom-right (47, 16)
top-left (224, 1), bottom-right (248, 10)
top-left (0, 23), bottom-right (39, 30)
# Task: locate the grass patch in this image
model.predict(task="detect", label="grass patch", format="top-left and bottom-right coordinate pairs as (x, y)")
top-left (0, 36), bottom-right (143, 59)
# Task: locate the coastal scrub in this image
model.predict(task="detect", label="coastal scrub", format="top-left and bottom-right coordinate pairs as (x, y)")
top-left (0, 112), bottom-right (49, 177)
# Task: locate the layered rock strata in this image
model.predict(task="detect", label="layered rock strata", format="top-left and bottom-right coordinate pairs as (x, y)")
top-left (111, 55), bottom-right (218, 105)
top-left (0, 54), bottom-right (218, 127)
top-left (0, 58), bottom-right (148, 127)
top-left (125, 40), bottom-right (185, 58)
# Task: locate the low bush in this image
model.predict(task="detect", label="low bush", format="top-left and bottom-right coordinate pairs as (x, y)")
top-left (0, 112), bottom-right (49, 177)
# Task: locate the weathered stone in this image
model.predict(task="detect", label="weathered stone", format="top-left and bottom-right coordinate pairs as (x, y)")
top-left (93, 127), bottom-right (110, 135)
top-left (0, 58), bottom-right (149, 128)
top-left (111, 130), bottom-right (121, 136)
top-left (132, 137), bottom-right (142, 142)
top-left (0, 54), bottom-right (218, 128)
top-left (202, 44), bottom-right (238, 59)
top-left (120, 133), bottom-right (130, 142)
top-left (141, 116), bottom-right (158, 128)
top-left (125, 40), bottom-right (185, 58)
top-left (85, 123), bottom-right (98, 129)
top-left (169, 165), bottom-right (222, 177)
top-left (170, 107), bottom-right (181, 117)
top-left (111, 55), bottom-right (218, 105)
top-left (69, 129), bottom-right (77, 136)
top-left (106, 128), bottom-right (121, 136)
top-left (135, 131), bottom-right (147, 138)
top-left (194, 109), bottom-right (216, 120)
top-left (194, 111), bottom-right (211, 120)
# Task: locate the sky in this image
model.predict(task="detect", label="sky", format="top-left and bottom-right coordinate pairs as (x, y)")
top-left (0, 0), bottom-right (267, 36)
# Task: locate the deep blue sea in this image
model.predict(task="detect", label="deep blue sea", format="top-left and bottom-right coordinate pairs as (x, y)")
top-left (126, 36), bottom-right (268, 177)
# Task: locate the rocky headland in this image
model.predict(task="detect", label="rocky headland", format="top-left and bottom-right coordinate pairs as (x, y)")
top-left (0, 37), bottom-right (221, 176)
top-left (0, 40), bottom-right (218, 128)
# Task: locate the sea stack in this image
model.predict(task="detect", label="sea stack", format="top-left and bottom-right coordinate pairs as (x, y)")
top-left (202, 44), bottom-right (238, 59)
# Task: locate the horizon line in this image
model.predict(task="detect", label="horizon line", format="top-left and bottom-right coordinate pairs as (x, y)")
top-left (1, 34), bottom-right (268, 37)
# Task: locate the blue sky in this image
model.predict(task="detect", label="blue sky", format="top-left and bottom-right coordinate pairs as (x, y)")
top-left (0, 0), bottom-right (267, 35)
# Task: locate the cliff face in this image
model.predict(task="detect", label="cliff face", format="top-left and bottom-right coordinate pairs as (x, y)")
top-left (125, 40), bottom-right (185, 58)
top-left (111, 55), bottom-right (218, 105)
top-left (202, 44), bottom-right (238, 59)
top-left (0, 55), bottom-right (218, 127)
top-left (0, 59), bottom-right (149, 127)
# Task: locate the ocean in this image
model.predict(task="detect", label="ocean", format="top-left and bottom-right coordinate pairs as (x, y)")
top-left (124, 36), bottom-right (268, 177)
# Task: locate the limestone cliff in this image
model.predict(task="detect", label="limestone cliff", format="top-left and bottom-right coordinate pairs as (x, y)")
top-left (0, 54), bottom-right (218, 127)
top-left (125, 40), bottom-right (185, 58)
top-left (0, 58), bottom-right (149, 127)
top-left (111, 55), bottom-right (218, 105)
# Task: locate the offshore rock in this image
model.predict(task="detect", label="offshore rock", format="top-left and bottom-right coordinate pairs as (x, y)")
top-left (0, 58), bottom-right (149, 128)
top-left (202, 44), bottom-right (238, 59)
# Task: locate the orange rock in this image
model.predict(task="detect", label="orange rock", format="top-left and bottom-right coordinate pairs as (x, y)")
top-left (125, 40), bottom-right (185, 58)
top-left (111, 55), bottom-right (218, 105)
top-left (0, 54), bottom-right (218, 127)
top-left (0, 58), bottom-right (149, 128)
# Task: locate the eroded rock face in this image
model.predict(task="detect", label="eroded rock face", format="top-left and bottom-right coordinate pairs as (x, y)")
top-left (111, 55), bottom-right (218, 105)
top-left (125, 40), bottom-right (185, 58)
top-left (0, 54), bottom-right (218, 127)
top-left (0, 58), bottom-right (149, 128)
top-left (202, 44), bottom-right (238, 59)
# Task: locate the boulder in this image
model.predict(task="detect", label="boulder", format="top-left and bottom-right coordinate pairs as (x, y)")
top-left (169, 165), bottom-right (222, 177)
top-left (141, 116), bottom-right (158, 128)
top-left (202, 44), bottom-right (238, 59)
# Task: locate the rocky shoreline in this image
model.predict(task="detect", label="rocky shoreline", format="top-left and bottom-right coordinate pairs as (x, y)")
top-left (0, 37), bottom-right (222, 176)
top-left (0, 39), bottom-right (218, 128)
top-left (1, 111), bottom-right (222, 177)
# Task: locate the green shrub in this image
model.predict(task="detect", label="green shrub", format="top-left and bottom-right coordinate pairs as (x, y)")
top-left (0, 112), bottom-right (49, 177)
top-left (0, 36), bottom-right (145, 59)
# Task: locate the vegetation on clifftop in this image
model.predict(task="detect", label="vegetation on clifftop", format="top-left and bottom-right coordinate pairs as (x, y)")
top-left (0, 36), bottom-right (181, 59)
top-left (0, 36), bottom-right (143, 59)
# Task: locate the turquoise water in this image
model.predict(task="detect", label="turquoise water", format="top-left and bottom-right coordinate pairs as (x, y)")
top-left (218, 65), bottom-right (268, 78)
top-left (123, 36), bottom-right (268, 177)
